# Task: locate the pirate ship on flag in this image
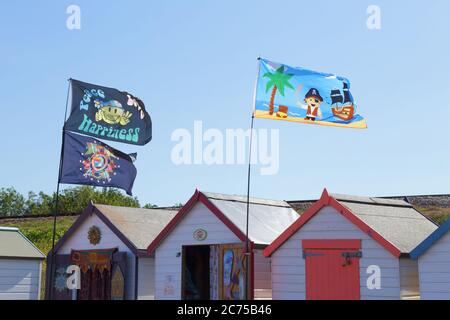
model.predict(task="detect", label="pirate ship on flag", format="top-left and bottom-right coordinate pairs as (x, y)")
top-left (330, 82), bottom-right (355, 121)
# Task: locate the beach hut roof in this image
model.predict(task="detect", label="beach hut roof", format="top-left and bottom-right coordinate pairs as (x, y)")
top-left (203, 191), bottom-right (300, 244)
top-left (147, 190), bottom-right (300, 253)
top-left (264, 189), bottom-right (438, 258)
top-left (52, 203), bottom-right (178, 256)
top-left (0, 226), bottom-right (45, 260)
top-left (94, 204), bottom-right (178, 250)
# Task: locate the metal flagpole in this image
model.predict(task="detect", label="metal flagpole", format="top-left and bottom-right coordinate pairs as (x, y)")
top-left (48, 79), bottom-right (71, 300)
top-left (245, 57), bottom-right (260, 300)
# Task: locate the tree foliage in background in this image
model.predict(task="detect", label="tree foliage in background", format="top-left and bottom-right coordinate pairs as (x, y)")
top-left (0, 186), bottom-right (141, 216)
top-left (58, 186), bottom-right (140, 213)
top-left (142, 203), bottom-right (158, 209)
top-left (0, 187), bottom-right (26, 216)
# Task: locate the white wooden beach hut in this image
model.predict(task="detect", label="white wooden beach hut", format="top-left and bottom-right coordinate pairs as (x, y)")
top-left (46, 202), bottom-right (177, 300)
top-left (0, 226), bottom-right (45, 300)
top-left (411, 217), bottom-right (450, 299)
top-left (263, 189), bottom-right (437, 300)
top-left (146, 190), bottom-right (299, 300)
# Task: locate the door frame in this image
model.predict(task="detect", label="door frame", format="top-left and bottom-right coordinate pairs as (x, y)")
top-left (180, 242), bottom-right (254, 300)
top-left (180, 244), bottom-right (212, 300)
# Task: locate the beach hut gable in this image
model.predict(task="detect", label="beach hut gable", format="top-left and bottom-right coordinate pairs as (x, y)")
top-left (263, 189), bottom-right (437, 300)
top-left (149, 189), bottom-right (300, 300)
top-left (410, 218), bottom-right (450, 299)
top-left (51, 202), bottom-right (138, 256)
top-left (46, 203), bottom-right (177, 300)
top-left (147, 190), bottom-right (247, 255)
top-left (264, 189), bottom-right (402, 258)
top-left (410, 217), bottom-right (450, 259)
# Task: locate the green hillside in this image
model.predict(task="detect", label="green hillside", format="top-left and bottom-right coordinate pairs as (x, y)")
top-left (2, 216), bottom-right (77, 254)
top-left (1, 216), bottom-right (77, 299)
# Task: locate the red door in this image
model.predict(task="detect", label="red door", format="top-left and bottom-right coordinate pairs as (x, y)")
top-left (303, 240), bottom-right (361, 300)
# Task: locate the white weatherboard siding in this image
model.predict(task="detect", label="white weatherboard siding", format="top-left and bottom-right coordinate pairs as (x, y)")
top-left (254, 249), bottom-right (271, 299)
top-left (58, 214), bottom-right (136, 299)
top-left (138, 257), bottom-right (155, 300)
top-left (0, 259), bottom-right (42, 300)
top-left (418, 231), bottom-right (450, 300)
top-left (271, 206), bottom-right (401, 300)
top-left (155, 202), bottom-right (241, 300)
top-left (399, 258), bottom-right (419, 299)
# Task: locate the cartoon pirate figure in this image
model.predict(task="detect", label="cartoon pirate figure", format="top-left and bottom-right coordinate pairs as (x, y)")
top-left (303, 88), bottom-right (323, 121)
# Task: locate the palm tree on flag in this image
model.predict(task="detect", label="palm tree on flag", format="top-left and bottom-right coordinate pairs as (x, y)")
top-left (263, 65), bottom-right (294, 115)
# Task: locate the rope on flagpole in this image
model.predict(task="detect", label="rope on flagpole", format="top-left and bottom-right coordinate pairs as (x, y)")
top-left (245, 57), bottom-right (261, 300)
top-left (48, 79), bottom-right (71, 300)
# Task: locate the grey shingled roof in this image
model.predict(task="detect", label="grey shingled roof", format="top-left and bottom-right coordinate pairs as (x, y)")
top-left (94, 204), bottom-right (178, 250)
top-left (203, 192), bottom-right (300, 245)
top-left (0, 227), bottom-right (45, 259)
top-left (331, 193), bottom-right (438, 254)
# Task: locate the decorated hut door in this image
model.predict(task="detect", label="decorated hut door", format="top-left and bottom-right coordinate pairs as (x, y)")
top-left (71, 248), bottom-right (126, 300)
top-left (181, 243), bottom-right (253, 300)
top-left (303, 240), bottom-right (361, 300)
top-left (46, 250), bottom-right (126, 300)
top-left (218, 243), bottom-right (253, 300)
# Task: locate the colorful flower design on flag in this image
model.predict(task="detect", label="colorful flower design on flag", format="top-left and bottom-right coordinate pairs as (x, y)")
top-left (80, 142), bottom-right (119, 183)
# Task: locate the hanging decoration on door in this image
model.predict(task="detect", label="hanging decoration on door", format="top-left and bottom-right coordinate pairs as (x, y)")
top-left (54, 267), bottom-right (69, 293)
top-left (111, 266), bottom-right (125, 300)
top-left (220, 247), bottom-right (247, 300)
top-left (70, 248), bottom-right (116, 273)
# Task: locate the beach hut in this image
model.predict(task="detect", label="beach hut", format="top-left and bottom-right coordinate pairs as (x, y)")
top-left (263, 189), bottom-right (437, 300)
top-left (146, 190), bottom-right (299, 300)
top-left (45, 202), bottom-right (177, 300)
top-left (410, 218), bottom-right (450, 299)
top-left (0, 226), bottom-right (45, 300)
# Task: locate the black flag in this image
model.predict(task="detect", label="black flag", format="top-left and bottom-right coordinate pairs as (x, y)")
top-left (59, 131), bottom-right (137, 195)
top-left (64, 79), bottom-right (152, 145)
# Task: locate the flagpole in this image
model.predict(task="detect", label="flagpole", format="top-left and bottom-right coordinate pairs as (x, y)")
top-left (245, 57), bottom-right (260, 300)
top-left (48, 79), bottom-right (71, 300)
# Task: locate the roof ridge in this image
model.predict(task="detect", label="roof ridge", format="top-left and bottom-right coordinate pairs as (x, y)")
top-left (201, 191), bottom-right (291, 208)
top-left (206, 195), bottom-right (291, 208)
top-left (336, 198), bottom-right (412, 208)
top-left (94, 203), bottom-right (179, 211)
top-left (0, 226), bottom-right (19, 231)
top-left (353, 212), bottom-right (430, 220)
top-left (288, 193), bottom-right (450, 204)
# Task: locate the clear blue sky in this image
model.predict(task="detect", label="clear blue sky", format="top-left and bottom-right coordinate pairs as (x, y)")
top-left (1, 1), bottom-right (450, 206)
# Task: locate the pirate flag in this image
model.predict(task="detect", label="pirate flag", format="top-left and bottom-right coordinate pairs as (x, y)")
top-left (64, 79), bottom-right (152, 145)
top-left (59, 131), bottom-right (137, 195)
top-left (254, 58), bottom-right (367, 129)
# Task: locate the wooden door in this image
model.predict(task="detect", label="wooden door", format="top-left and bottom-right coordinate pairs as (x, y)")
top-left (303, 240), bottom-right (361, 300)
top-left (218, 243), bottom-right (253, 300)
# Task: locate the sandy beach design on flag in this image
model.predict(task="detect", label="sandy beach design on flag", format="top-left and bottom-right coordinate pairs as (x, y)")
top-left (254, 59), bottom-right (367, 129)
top-left (254, 110), bottom-right (367, 129)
